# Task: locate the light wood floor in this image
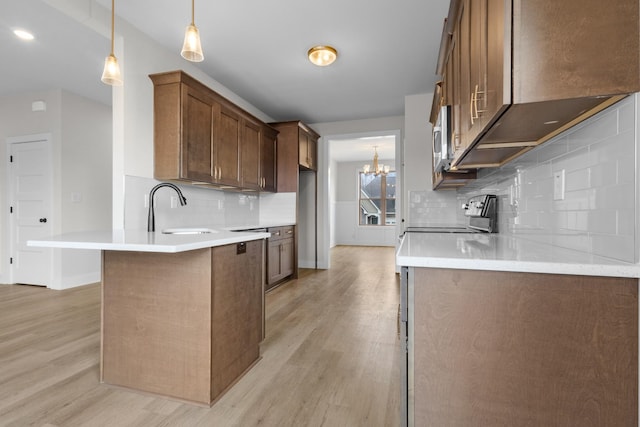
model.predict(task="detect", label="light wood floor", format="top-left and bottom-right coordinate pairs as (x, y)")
top-left (0, 245), bottom-right (401, 426)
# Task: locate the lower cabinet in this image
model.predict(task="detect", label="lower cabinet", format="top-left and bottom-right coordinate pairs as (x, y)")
top-left (267, 226), bottom-right (295, 290)
top-left (402, 267), bottom-right (638, 426)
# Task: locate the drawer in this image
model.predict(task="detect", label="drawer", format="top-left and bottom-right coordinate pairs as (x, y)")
top-left (268, 225), bottom-right (294, 241)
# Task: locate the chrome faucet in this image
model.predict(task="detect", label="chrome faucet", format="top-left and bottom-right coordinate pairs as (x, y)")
top-left (147, 182), bottom-right (187, 232)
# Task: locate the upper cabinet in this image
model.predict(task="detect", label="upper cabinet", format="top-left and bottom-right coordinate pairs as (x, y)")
top-left (434, 0), bottom-right (640, 176)
top-left (270, 121), bottom-right (320, 192)
top-left (150, 70), bottom-right (278, 192)
top-left (298, 126), bottom-right (319, 171)
top-left (259, 126), bottom-right (278, 192)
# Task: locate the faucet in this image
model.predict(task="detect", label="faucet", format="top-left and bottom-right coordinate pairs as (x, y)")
top-left (147, 182), bottom-right (187, 232)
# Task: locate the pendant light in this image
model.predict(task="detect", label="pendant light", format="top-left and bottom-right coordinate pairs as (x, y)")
top-left (101, 0), bottom-right (123, 86)
top-left (181, 0), bottom-right (204, 62)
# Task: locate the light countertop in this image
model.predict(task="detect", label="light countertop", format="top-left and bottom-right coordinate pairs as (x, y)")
top-left (27, 228), bottom-right (270, 253)
top-left (397, 232), bottom-right (640, 278)
top-left (223, 222), bottom-right (295, 231)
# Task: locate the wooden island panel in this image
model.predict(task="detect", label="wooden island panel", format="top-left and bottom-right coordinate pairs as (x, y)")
top-left (210, 241), bottom-right (262, 398)
top-left (101, 240), bottom-right (263, 406)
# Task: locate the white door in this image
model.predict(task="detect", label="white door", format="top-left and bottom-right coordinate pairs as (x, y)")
top-left (8, 135), bottom-right (53, 286)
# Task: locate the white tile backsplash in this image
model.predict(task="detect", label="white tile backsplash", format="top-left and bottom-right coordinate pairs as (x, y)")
top-left (454, 94), bottom-right (638, 263)
top-left (259, 192), bottom-right (296, 225)
top-left (409, 94), bottom-right (638, 263)
top-left (123, 176), bottom-right (294, 231)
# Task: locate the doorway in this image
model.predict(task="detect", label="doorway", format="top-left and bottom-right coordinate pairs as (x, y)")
top-left (325, 131), bottom-right (401, 252)
top-left (7, 134), bottom-right (53, 286)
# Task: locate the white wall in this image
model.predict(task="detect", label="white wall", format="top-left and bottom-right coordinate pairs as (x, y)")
top-left (57, 91), bottom-right (112, 288)
top-left (0, 90), bottom-right (111, 288)
top-left (298, 171), bottom-right (316, 268)
top-left (311, 117), bottom-right (404, 269)
top-left (333, 160), bottom-right (397, 247)
top-left (329, 157), bottom-right (338, 248)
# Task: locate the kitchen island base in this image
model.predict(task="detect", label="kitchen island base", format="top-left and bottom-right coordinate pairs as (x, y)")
top-left (408, 267), bottom-right (637, 426)
top-left (101, 240), bottom-right (263, 406)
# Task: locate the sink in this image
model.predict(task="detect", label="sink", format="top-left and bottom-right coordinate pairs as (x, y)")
top-left (161, 227), bottom-right (217, 235)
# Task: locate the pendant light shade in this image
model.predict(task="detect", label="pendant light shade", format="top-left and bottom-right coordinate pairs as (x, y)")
top-left (101, 0), bottom-right (122, 86)
top-left (181, 0), bottom-right (204, 62)
top-left (101, 54), bottom-right (122, 85)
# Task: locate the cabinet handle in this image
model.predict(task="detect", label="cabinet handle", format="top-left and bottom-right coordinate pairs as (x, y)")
top-left (397, 304), bottom-right (401, 339)
top-left (469, 90), bottom-right (475, 125)
top-left (286, 230), bottom-right (292, 234)
top-left (471, 84), bottom-right (486, 126)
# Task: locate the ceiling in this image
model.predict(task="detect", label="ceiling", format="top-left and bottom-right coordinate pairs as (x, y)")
top-left (2, 0), bottom-right (448, 125)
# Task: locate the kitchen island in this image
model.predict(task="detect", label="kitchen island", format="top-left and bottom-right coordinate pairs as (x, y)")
top-left (397, 232), bottom-right (640, 427)
top-left (29, 228), bottom-right (269, 406)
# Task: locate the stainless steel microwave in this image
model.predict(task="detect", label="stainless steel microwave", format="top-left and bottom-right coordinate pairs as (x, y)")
top-left (432, 105), bottom-right (452, 172)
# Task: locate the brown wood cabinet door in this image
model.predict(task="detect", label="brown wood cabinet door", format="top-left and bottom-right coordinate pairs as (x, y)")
top-left (452, 0), bottom-right (471, 162)
top-left (298, 131), bottom-right (309, 169)
top-left (306, 134), bottom-right (317, 171)
top-left (412, 268), bottom-right (637, 426)
top-left (513, 0), bottom-right (639, 104)
top-left (280, 238), bottom-right (294, 278)
top-left (260, 126), bottom-right (277, 192)
top-left (241, 118), bottom-right (261, 191)
top-left (181, 85), bottom-right (215, 182)
top-left (215, 105), bottom-right (241, 186)
top-left (274, 125), bottom-right (298, 192)
top-left (468, 0), bottom-right (488, 136)
top-left (298, 129), bottom-right (318, 171)
top-left (267, 239), bottom-right (283, 286)
top-left (484, 0), bottom-right (510, 126)
top-left (449, 29), bottom-right (462, 161)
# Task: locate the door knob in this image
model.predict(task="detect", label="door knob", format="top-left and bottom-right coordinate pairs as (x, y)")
top-left (39, 218), bottom-right (47, 223)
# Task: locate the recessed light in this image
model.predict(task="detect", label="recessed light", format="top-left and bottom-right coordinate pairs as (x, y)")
top-left (13, 29), bottom-right (35, 40)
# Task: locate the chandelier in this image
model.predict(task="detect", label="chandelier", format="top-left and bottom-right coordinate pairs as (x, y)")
top-left (363, 146), bottom-right (390, 176)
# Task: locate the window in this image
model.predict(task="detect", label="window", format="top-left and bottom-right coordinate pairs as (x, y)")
top-left (359, 171), bottom-right (396, 225)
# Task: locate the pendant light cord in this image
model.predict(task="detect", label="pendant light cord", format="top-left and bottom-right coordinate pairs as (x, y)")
top-left (110, 0), bottom-right (115, 55)
top-left (191, 0), bottom-right (195, 25)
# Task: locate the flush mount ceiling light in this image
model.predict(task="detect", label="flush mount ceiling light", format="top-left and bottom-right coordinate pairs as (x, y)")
top-left (308, 45), bottom-right (337, 67)
top-left (363, 146), bottom-right (390, 176)
top-left (181, 0), bottom-right (204, 62)
top-left (101, 0), bottom-right (123, 86)
top-left (13, 29), bottom-right (35, 41)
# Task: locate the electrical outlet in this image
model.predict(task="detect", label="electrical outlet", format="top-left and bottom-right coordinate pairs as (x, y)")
top-left (144, 194), bottom-right (149, 208)
top-left (170, 196), bottom-right (178, 209)
top-left (218, 199), bottom-right (224, 210)
top-left (553, 170), bottom-right (565, 201)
